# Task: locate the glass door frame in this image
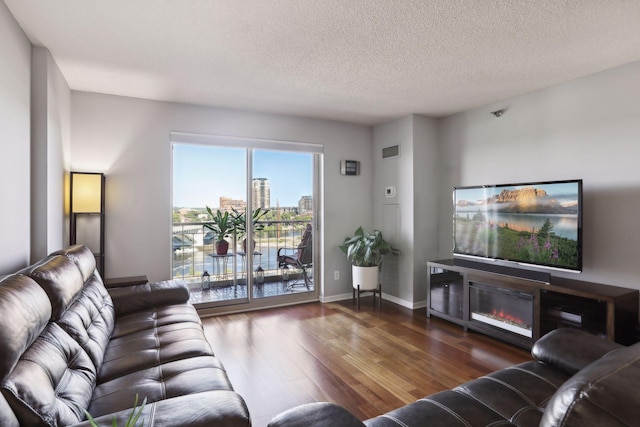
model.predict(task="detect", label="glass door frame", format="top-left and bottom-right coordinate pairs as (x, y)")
top-left (170, 132), bottom-right (322, 314)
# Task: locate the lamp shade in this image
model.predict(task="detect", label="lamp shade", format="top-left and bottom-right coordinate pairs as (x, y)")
top-left (71, 173), bottom-right (103, 213)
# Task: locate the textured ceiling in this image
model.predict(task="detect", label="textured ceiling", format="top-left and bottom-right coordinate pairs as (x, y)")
top-left (6, 0), bottom-right (640, 125)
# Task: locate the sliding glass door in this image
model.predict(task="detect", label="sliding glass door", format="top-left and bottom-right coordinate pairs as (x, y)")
top-left (251, 149), bottom-right (315, 300)
top-left (171, 133), bottom-right (320, 311)
top-left (172, 144), bottom-right (249, 306)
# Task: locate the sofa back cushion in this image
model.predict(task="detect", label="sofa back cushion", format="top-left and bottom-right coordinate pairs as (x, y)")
top-left (19, 255), bottom-right (84, 320)
top-left (541, 342), bottom-right (640, 426)
top-left (0, 275), bottom-right (52, 378)
top-left (50, 246), bottom-right (115, 368)
top-left (0, 274), bottom-right (52, 427)
top-left (2, 323), bottom-right (96, 426)
top-left (56, 274), bottom-right (115, 370)
top-left (51, 245), bottom-right (97, 283)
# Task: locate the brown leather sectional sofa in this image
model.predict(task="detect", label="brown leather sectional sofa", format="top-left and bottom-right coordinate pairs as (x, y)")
top-left (270, 327), bottom-right (640, 427)
top-left (0, 245), bottom-right (250, 427)
top-left (4, 244), bottom-right (639, 427)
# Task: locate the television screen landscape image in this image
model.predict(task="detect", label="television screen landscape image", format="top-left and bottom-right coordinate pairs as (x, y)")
top-left (453, 180), bottom-right (582, 272)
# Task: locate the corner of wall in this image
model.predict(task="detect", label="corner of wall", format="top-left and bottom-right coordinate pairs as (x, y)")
top-left (372, 114), bottom-right (441, 305)
top-left (0, 1), bottom-right (32, 273)
top-left (30, 46), bottom-right (71, 261)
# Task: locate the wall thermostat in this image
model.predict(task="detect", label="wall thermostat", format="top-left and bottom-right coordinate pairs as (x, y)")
top-left (385, 186), bottom-right (396, 198)
top-left (340, 160), bottom-right (360, 176)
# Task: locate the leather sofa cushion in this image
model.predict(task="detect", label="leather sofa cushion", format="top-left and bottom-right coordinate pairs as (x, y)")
top-left (0, 274), bottom-right (51, 427)
top-left (2, 323), bottom-right (96, 427)
top-left (541, 342), bottom-right (640, 426)
top-left (55, 274), bottom-right (115, 370)
top-left (532, 328), bottom-right (623, 376)
top-left (89, 355), bottom-right (235, 417)
top-left (111, 303), bottom-right (204, 339)
top-left (85, 390), bottom-right (250, 427)
top-left (51, 245), bottom-right (97, 283)
top-left (19, 255), bottom-right (84, 320)
top-left (365, 361), bottom-right (571, 427)
top-left (269, 402), bottom-right (364, 427)
top-left (108, 280), bottom-right (190, 316)
top-left (0, 274), bottom-right (52, 378)
top-left (99, 319), bottom-right (215, 382)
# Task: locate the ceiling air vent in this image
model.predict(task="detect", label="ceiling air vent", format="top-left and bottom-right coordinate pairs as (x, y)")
top-left (382, 145), bottom-right (399, 159)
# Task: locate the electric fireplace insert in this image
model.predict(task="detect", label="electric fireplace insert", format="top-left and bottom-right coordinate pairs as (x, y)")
top-left (469, 282), bottom-right (534, 341)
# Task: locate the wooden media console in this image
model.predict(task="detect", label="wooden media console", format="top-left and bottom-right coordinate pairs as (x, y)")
top-left (427, 259), bottom-right (639, 349)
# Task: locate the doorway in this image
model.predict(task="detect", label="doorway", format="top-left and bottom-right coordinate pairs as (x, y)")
top-left (171, 133), bottom-right (321, 312)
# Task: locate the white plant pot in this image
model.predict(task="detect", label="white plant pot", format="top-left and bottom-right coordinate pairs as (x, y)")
top-left (352, 265), bottom-right (379, 291)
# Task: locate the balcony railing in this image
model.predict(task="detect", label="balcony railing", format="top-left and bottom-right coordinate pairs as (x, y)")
top-left (172, 219), bottom-right (311, 284)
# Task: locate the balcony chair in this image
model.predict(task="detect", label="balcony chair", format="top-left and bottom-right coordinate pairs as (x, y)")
top-left (277, 224), bottom-right (313, 290)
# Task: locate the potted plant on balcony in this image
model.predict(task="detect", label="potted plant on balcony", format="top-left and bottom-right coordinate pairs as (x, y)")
top-left (232, 208), bottom-right (269, 252)
top-left (204, 207), bottom-right (234, 255)
top-left (340, 226), bottom-right (399, 292)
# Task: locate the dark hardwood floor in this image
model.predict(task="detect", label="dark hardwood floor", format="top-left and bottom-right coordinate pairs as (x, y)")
top-left (201, 297), bottom-right (531, 427)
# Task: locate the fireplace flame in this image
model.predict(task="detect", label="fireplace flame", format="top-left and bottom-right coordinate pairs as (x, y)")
top-left (491, 308), bottom-right (526, 327)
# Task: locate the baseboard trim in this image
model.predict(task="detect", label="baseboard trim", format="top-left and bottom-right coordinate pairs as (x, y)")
top-left (382, 293), bottom-right (427, 310)
top-left (413, 300), bottom-right (428, 310)
top-left (321, 291), bottom-right (428, 311)
top-left (320, 293), bottom-right (353, 303)
top-left (197, 297), bottom-right (321, 317)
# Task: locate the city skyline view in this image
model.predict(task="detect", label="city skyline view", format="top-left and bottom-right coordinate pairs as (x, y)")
top-left (173, 144), bottom-right (313, 209)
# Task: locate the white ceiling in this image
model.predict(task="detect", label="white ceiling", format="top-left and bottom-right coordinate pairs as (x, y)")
top-left (6, 0), bottom-right (640, 125)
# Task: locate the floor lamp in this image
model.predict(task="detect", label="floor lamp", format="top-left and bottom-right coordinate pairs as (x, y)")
top-left (70, 172), bottom-right (105, 276)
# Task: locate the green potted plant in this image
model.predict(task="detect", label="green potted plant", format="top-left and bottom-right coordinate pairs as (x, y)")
top-left (340, 226), bottom-right (399, 291)
top-left (232, 208), bottom-right (269, 252)
top-left (232, 208), bottom-right (269, 253)
top-left (204, 207), bottom-right (234, 255)
top-left (84, 394), bottom-right (146, 427)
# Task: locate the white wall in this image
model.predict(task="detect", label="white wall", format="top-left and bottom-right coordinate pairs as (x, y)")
top-left (30, 46), bottom-right (71, 262)
top-left (411, 115), bottom-right (439, 302)
top-left (71, 92), bottom-right (372, 297)
top-left (437, 60), bottom-right (640, 289)
top-left (0, 1), bottom-right (31, 274)
top-left (373, 116), bottom-right (413, 302)
top-left (373, 114), bottom-right (439, 307)
top-left (47, 49), bottom-right (71, 252)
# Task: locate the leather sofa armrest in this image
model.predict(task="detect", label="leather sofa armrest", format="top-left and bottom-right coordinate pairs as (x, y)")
top-left (104, 275), bottom-right (149, 288)
top-left (70, 390), bottom-right (250, 427)
top-left (268, 402), bottom-right (364, 427)
top-left (532, 328), bottom-right (623, 375)
top-left (108, 279), bottom-right (190, 316)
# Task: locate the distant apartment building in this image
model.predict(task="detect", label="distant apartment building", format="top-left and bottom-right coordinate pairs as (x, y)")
top-left (219, 197), bottom-right (246, 212)
top-left (277, 206), bottom-right (298, 214)
top-left (252, 178), bottom-right (270, 209)
top-left (298, 195), bottom-right (312, 213)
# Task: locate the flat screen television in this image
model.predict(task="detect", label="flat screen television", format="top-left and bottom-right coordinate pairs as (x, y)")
top-left (453, 179), bottom-right (582, 272)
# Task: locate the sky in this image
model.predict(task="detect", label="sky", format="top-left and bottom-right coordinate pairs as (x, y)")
top-left (173, 144), bottom-right (313, 208)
